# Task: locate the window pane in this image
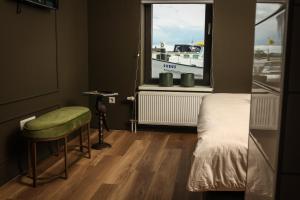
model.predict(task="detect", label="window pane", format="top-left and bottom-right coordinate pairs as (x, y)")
top-left (254, 4), bottom-right (285, 90)
top-left (255, 3), bottom-right (282, 24)
top-left (152, 4), bottom-right (206, 80)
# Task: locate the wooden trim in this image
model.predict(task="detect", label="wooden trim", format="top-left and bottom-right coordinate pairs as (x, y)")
top-left (0, 105), bottom-right (60, 125)
top-left (0, 90), bottom-right (59, 106)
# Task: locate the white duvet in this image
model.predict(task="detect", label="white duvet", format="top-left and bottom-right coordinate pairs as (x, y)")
top-left (187, 93), bottom-right (250, 191)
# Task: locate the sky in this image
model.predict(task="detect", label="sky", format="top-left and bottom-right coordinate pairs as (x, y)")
top-left (255, 3), bottom-right (281, 23)
top-left (255, 3), bottom-right (284, 46)
top-left (152, 4), bottom-right (206, 49)
top-left (152, 3), bottom-right (284, 49)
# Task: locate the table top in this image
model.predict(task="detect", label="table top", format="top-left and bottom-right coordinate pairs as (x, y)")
top-left (83, 91), bottom-right (119, 97)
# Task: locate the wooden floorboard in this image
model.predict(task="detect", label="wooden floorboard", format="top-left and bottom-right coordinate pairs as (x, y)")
top-left (0, 130), bottom-right (244, 200)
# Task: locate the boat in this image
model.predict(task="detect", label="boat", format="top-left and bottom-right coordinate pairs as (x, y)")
top-left (152, 43), bottom-right (204, 79)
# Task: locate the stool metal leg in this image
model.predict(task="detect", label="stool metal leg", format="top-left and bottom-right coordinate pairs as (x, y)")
top-left (64, 137), bottom-right (68, 179)
top-left (27, 141), bottom-right (31, 177)
top-left (31, 142), bottom-right (37, 187)
top-left (87, 123), bottom-right (91, 158)
top-left (79, 127), bottom-right (83, 152)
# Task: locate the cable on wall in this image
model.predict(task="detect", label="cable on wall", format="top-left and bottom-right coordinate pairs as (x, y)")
top-left (128, 3), bottom-right (143, 133)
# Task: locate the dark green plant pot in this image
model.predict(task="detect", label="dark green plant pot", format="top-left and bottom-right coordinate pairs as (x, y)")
top-left (181, 73), bottom-right (195, 87)
top-left (159, 73), bottom-right (173, 87)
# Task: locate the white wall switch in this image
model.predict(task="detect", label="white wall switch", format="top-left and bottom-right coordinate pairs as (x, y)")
top-left (20, 116), bottom-right (36, 131)
top-left (109, 97), bottom-right (116, 104)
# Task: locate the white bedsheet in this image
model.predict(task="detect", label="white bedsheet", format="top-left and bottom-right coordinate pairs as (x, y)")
top-left (187, 93), bottom-right (250, 191)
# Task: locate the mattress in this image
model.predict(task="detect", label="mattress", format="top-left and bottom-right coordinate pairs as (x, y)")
top-left (187, 93), bottom-right (251, 191)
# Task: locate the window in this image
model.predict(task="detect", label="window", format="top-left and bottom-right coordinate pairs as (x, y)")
top-left (253, 3), bottom-right (285, 90)
top-left (144, 4), bottom-right (212, 85)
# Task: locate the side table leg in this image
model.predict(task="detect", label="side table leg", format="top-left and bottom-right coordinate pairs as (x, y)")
top-left (103, 114), bottom-right (110, 132)
top-left (99, 113), bottom-right (104, 145)
top-left (92, 113), bottom-right (111, 150)
top-left (92, 97), bottom-right (112, 150)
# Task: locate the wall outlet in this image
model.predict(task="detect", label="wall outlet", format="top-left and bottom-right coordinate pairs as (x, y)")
top-left (20, 116), bottom-right (36, 130)
top-left (109, 97), bottom-right (116, 104)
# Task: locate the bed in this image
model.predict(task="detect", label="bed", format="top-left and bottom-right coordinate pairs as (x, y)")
top-left (187, 93), bottom-right (251, 191)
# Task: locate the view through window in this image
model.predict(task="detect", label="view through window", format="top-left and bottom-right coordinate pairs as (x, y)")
top-left (151, 4), bottom-right (206, 80)
top-left (253, 3), bottom-right (284, 90)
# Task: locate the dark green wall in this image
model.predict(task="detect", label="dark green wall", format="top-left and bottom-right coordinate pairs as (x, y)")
top-left (0, 0), bottom-right (257, 186)
top-left (212, 0), bottom-right (255, 93)
top-left (88, 0), bottom-right (140, 130)
top-left (0, 0), bottom-right (89, 185)
top-left (87, 0), bottom-right (256, 131)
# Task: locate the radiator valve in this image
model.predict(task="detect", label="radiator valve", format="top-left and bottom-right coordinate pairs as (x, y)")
top-left (126, 96), bottom-right (135, 101)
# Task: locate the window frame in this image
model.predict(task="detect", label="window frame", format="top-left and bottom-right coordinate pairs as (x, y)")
top-left (143, 3), bottom-right (213, 86)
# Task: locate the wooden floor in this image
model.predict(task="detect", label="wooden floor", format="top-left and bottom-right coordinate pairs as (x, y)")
top-left (0, 130), bottom-right (244, 200)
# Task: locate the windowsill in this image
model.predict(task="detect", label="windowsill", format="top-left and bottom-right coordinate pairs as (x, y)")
top-left (138, 84), bottom-right (213, 92)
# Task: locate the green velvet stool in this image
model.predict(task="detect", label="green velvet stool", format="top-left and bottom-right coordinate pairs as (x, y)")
top-left (22, 106), bottom-right (92, 187)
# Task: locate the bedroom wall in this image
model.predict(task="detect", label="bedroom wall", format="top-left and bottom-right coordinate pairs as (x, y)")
top-left (212, 0), bottom-right (256, 93)
top-left (88, 0), bottom-right (256, 130)
top-left (0, 0), bottom-right (89, 186)
top-left (88, 0), bottom-right (140, 130)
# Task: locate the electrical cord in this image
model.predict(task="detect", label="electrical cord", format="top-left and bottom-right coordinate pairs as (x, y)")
top-left (131, 6), bottom-right (142, 127)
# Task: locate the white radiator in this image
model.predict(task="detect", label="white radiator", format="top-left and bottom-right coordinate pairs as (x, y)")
top-left (250, 94), bottom-right (280, 130)
top-left (138, 91), bottom-right (207, 126)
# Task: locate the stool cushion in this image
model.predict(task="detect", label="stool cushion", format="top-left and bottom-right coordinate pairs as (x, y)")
top-left (23, 106), bottom-right (91, 139)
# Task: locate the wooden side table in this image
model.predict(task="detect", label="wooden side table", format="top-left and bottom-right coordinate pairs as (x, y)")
top-left (83, 91), bottom-right (118, 150)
